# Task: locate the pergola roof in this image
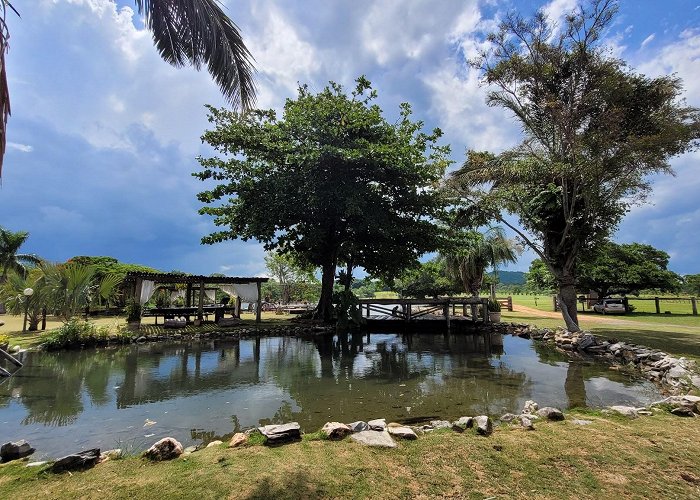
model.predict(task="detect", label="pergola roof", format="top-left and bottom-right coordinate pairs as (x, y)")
top-left (123, 272), bottom-right (268, 285)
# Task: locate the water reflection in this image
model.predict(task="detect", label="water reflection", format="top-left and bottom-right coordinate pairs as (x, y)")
top-left (0, 333), bottom-right (661, 458)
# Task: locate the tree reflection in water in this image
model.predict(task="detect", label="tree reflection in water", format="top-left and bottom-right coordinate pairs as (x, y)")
top-left (0, 333), bottom-right (661, 458)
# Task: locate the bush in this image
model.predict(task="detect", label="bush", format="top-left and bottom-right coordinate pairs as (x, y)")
top-left (42, 319), bottom-right (99, 350)
top-left (125, 300), bottom-right (142, 322)
top-left (0, 333), bottom-right (9, 348)
top-left (488, 299), bottom-right (501, 312)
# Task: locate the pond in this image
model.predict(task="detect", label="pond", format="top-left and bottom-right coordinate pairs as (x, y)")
top-left (0, 333), bottom-right (661, 459)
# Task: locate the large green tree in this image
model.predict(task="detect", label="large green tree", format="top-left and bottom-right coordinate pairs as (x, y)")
top-left (195, 78), bottom-right (450, 321)
top-left (449, 0), bottom-right (699, 331)
top-left (0, 226), bottom-right (41, 281)
top-left (577, 242), bottom-right (680, 298)
top-left (683, 275), bottom-right (700, 296)
top-left (0, 0), bottom-right (256, 179)
top-left (396, 259), bottom-right (461, 299)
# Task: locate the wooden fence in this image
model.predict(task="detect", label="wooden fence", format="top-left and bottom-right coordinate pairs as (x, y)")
top-left (552, 295), bottom-right (698, 316)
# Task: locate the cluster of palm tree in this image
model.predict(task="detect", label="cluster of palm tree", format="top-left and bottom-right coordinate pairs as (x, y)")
top-left (0, 227), bottom-right (122, 330)
top-left (439, 226), bottom-right (520, 299)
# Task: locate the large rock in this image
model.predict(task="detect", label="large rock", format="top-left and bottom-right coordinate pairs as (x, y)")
top-left (321, 422), bottom-right (352, 440)
top-left (609, 406), bottom-right (639, 419)
top-left (519, 415), bottom-right (535, 431)
top-left (50, 449), bottom-right (101, 473)
top-left (258, 422), bottom-right (302, 445)
top-left (1, 440), bottom-right (35, 463)
top-left (348, 421), bottom-right (370, 433)
top-left (367, 418), bottom-right (387, 431)
top-left (143, 438), bottom-right (183, 461)
top-left (451, 416), bottom-right (473, 432)
top-left (537, 407), bottom-right (565, 421)
top-left (206, 440), bottom-right (223, 448)
top-left (578, 335), bottom-right (596, 350)
top-left (350, 431), bottom-right (397, 448)
top-left (429, 420), bottom-right (452, 430)
top-left (387, 423), bottom-right (418, 440)
top-left (99, 449), bottom-right (122, 463)
top-left (522, 400), bottom-right (539, 414)
top-left (499, 413), bottom-right (518, 423)
top-left (228, 433), bottom-right (248, 448)
top-left (474, 415), bottom-right (493, 436)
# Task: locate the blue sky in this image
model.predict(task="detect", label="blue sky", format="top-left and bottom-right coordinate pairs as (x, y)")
top-left (0, 0), bottom-right (698, 277)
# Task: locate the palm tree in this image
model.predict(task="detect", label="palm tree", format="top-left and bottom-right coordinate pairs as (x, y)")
top-left (441, 227), bottom-right (519, 297)
top-left (0, 226), bottom-right (42, 281)
top-left (0, 0), bottom-right (257, 179)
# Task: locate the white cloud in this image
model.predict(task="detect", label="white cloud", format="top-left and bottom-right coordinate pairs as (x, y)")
top-left (7, 142), bottom-right (33, 153)
top-left (640, 33), bottom-right (656, 49)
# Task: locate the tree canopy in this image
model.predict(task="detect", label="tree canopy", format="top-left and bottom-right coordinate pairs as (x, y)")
top-left (448, 0), bottom-right (700, 330)
top-left (396, 259), bottom-right (461, 299)
top-left (577, 242), bottom-right (680, 297)
top-left (195, 77), bottom-right (451, 321)
top-left (0, 226), bottom-right (41, 281)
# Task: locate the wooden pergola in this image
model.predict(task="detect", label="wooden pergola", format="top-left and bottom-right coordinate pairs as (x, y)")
top-left (123, 272), bottom-right (269, 324)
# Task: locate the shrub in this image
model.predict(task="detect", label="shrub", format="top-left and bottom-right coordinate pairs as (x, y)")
top-left (488, 299), bottom-right (501, 312)
top-left (42, 319), bottom-right (98, 350)
top-left (0, 333), bottom-right (9, 348)
top-left (125, 300), bottom-right (142, 322)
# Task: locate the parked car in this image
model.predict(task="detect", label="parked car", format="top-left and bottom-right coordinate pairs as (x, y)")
top-left (593, 298), bottom-right (626, 314)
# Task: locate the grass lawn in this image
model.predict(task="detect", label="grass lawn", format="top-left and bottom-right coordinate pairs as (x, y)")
top-left (1, 411), bottom-right (699, 499)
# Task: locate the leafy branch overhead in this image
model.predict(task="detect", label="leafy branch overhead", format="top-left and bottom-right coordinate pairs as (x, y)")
top-left (0, 0), bottom-right (256, 179)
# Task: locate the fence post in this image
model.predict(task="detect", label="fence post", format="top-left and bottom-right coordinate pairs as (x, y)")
top-left (507, 296), bottom-right (513, 312)
top-left (692, 297), bottom-right (698, 316)
top-left (655, 297), bottom-right (660, 314)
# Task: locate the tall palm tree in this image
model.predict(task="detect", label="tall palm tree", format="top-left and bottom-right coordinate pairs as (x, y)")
top-left (0, 0), bottom-right (257, 179)
top-left (0, 226), bottom-right (42, 281)
top-left (441, 227), bottom-right (519, 297)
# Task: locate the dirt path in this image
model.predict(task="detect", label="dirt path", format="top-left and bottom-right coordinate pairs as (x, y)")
top-left (512, 304), bottom-right (700, 332)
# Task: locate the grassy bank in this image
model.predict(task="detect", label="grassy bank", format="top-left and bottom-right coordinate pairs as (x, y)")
top-left (1, 411), bottom-right (699, 499)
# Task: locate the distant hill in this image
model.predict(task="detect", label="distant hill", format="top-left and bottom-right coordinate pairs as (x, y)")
top-left (498, 271), bottom-right (526, 285)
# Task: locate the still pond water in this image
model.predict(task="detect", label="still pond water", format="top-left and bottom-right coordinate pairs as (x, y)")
top-left (0, 333), bottom-right (661, 459)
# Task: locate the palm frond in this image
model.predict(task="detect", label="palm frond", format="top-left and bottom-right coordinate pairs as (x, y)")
top-left (134, 0), bottom-right (256, 111)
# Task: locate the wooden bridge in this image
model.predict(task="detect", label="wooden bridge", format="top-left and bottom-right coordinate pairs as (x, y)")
top-left (0, 348), bottom-right (22, 378)
top-left (358, 297), bottom-right (491, 330)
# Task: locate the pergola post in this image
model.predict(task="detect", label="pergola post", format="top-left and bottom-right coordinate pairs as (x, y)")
top-left (186, 283), bottom-right (193, 307)
top-left (196, 281), bottom-right (205, 325)
top-left (235, 296), bottom-right (242, 319)
top-left (256, 281), bottom-right (262, 323)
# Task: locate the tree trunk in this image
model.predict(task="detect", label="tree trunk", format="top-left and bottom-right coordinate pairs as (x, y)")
top-left (316, 261), bottom-right (336, 323)
top-left (557, 277), bottom-right (581, 332)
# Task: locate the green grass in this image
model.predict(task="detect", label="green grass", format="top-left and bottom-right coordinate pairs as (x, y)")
top-left (1, 412), bottom-right (699, 499)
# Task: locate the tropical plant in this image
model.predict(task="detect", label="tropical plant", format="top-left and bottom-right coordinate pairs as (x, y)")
top-left (43, 262), bottom-right (96, 321)
top-left (0, 0), bottom-right (256, 179)
top-left (0, 226), bottom-right (42, 281)
top-left (487, 299), bottom-right (501, 313)
top-left (124, 300), bottom-right (142, 322)
top-left (0, 267), bottom-right (49, 330)
top-left (451, 0), bottom-right (699, 331)
top-left (440, 227), bottom-right (519, 297)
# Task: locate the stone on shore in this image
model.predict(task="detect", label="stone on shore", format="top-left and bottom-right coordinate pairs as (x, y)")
top-left (321, 422), bottom-right (352, 440)
top-left (206, 440), bottom-right (223, 448)
top-left (99, 449), bottom-right (122, 463)
top-left (474, 416), bottom-right (493, 436)
top-left (429, 420), bottom-right (452, 430)
top-left (258, 422), bottom-right (302, 445)
top-left (499, 413), bottom-right (518, 423)
top-left (228, 433), bottom-right (248, 448)
top-left (387, 423), bottom-right (418, 440)
top-left (519, 415), bottom-right (535, 430)
top-left (367, 418), bottom-right (387, 431)
top-left (451, 416), bottom-right (473, 432)
top-left (609, 406), bottom-right (639, 419)
top-left (1, 440), bottom-right (35, 463)
top-left (350, 430), bottom-right (397, 448)
top-left (537, 407), bottom-right (565, 421)
top-left (571, 419), bottom-right (593, 426)
top-left (522, 400), bottom-right (539, 414)
top-left (50, 449), bottom-right (101, 473)
top-left (143, 438), bottom-right (184, 461)
top-left (348, 421), bottom-right (370, 433)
